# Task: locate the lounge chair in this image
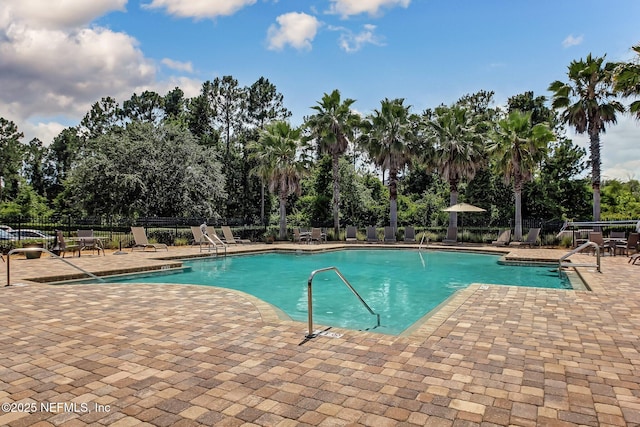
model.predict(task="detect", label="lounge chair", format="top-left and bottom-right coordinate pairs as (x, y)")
top-left (629, 252), bottom-right (640, 265)
top-left (509, 228), bottom-right (540, 247)
top-left (383, 226), bottom-right (396, 243)
top-left (130, 227), bottom-right (168, 252)
top-left (191, 226), bottom-right (214, 247)
top-left (345, 226), bottom-right (357, 243)
top-left (190, 226), bottom-right (204, 246)
top-left (404, 226), bottom-right (416, 243)
top-left (54, 230), bottom-right (81, 257)
top-left (221, 226), bottom-right (251, 244)
top-left (77, 229), bottom-right (104, 256)
top-left (616, 232), bottom-right (638, 256)
top-left (366, 226), bottom-right (378, 243)
top-left (442, 226), bottom-right (458, 244)
top-left (491, 229), bottom-right (511, 246)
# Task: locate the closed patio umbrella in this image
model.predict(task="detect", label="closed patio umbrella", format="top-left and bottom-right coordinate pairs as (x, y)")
top-left (442, 203), bottom-right (486, 242)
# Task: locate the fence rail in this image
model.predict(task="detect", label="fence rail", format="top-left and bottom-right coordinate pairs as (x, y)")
top-left (1, 215), bottom-right (636, 250)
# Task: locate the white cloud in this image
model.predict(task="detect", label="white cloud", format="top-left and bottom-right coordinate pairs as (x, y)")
top-left (161, 58), bottom-right (194, 73)
top-left (0, 23), bottom-right (155, 121)
top-left (328, 0), bottom-right (410, 18)
top-left (267, 12), bottom-right (320, 51)
top-left (570, 114), bottom-right (640, 181)
top-left (562, 34), bottom-right (584, 48)
top-left (0, 0), bottom-right (126, 29)
top-left (143, 0), bottom-right (256, 19)
top-left (338, 24), bottom-right (384, 53)
top-left (0, 1), bottom-right (169, 145)
top-left (22, 122), bottom-right (67, 146)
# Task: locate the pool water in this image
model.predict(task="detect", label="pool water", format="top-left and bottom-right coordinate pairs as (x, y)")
top-left (108, 250), bottom-right (570, 335)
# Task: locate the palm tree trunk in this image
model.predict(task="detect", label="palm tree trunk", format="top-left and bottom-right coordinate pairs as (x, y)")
top-left (332, 153), bottom-right (340, 237)
top-left (260, 181), bottom-right (265, 226)
top-left (589, 128), bottom-right (601, 221)
top-left (514, 178), bottom-right (523, 241)
top-left (389, 167), bottom-right (398, 230)
top-left (449, 181), bottom-right (459, 233)
top-left (279, 194), bottom-right (287, 240)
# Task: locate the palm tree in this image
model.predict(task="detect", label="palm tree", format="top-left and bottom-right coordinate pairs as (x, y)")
top-left (305, 90), bottom-right (360, 236)
top-left (615, 44), bottom-right (640, 120)
top-left (360, 98), bottom-right (416, 231)
top-left (488, 110), bottom-right (555, 240)
top-left (250, 122), bottom-right (308, 240)
top-left (549, 54), bottom-right (625, 221)
top-left (426, 105), bottom-right (486, 237)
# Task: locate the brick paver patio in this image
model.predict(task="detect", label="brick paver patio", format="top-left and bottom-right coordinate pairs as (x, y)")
top-left (0, 243), bottom-right (638, 426)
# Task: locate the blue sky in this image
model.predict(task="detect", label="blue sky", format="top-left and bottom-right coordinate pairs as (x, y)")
top-left (1, 0), bottom-right (639, 179)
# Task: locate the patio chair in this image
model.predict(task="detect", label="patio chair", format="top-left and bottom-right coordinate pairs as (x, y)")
top-left (491, 229), bottom-right (511, 246)
top-left (292, 228), bottom-right (312, 244)
top-left (345, 226), bottom-right (358, 243)
top-left (610, 231), bottom-right (626, 239)
top-left (383, 226), bottom-right (396, 243)
top-left (54, 230), bottom-right (81, 258)
top-left (309, 228), bottom-right (326, 244)
top-left (509, 228), bottom-right (540, 247)
top-left (616, 232), bottom-right (639, 256)
top-left (221, 226), bottom-right (251, 244)
top-left (130, 227), bottom-right (168, 252)
top-left (366, 226), bottom-right (378, 243)
top-left (629, 252), bottom-right (640, 265)
top-left (585, 231), bottom-right (611, 256)
top-left (77, 229), bottom-right (105, 256)
top-left (442, 226), bottom-right (458, 244)
top-left (404, 226), bottom-right (416, 243)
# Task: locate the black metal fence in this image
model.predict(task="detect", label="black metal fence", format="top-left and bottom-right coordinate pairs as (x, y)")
top-left (0, 216), bottom-right (268, 251)
top-left (0, 214), bottom-right (571, 249)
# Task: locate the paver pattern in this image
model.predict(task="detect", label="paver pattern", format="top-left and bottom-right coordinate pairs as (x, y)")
top-left (0, 243), bottom-right (638, 426)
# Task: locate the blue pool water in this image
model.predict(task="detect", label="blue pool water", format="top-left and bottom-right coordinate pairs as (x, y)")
top-left (107, 250), bottom-right (570, 335)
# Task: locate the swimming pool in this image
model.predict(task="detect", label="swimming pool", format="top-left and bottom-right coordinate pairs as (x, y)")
top-left (105, 250), bottom-right (572, 335)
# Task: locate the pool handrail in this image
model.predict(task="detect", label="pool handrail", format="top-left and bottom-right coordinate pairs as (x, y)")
top-left (5, 247), bottom-right (105, 287)
top-left (558, 241), bottom-right (601, 273)
top-left (306, 266), bottom-right (380, 338)
top-left (200, 233), bottom-right (227, 256)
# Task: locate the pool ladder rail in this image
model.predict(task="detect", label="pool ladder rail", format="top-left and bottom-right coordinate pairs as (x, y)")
top-left (4, 247), bottom-right (105, 287)
top-left (306, 266), bottom-right (380, 338)
top-left (558, 241), bottom-right (601, 273)
top-left (199, 234), bottom-right (227, 256)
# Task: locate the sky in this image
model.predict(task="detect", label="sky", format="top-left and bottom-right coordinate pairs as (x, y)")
top-left (1, 0), bottom-right (639, 180)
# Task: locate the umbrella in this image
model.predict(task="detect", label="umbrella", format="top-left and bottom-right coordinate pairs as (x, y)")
top-left (442, 203), bottom-right (486, 242)
top-left (442, 202), bottom-right (487, 213)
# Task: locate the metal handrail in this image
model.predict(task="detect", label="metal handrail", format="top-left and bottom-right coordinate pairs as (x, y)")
top-left (200, 234), bottom-right (227, 256)
top-left (5, 247), bottom-right (104, 287)
top-left (418, 232), bottom-right (429, 250)
top-left (306, 266), bottom-right (380, 338)
top-left (558, 241), bottom-right (601, 273)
